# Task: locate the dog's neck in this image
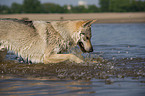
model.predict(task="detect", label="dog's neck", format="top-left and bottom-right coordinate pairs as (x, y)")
top-left (51, 21), bottom-right (79, 45)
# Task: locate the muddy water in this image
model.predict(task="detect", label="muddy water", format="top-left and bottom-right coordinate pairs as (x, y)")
top-left (0, 23), bottom-right (145, 96)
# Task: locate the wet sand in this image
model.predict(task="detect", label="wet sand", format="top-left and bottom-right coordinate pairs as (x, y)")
top-left (0, 12), bottom-right (145, 23)
top-left (0, 57), bottom-right (144, 80)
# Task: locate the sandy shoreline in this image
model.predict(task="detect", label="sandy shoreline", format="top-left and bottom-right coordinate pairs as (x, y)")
top-left (0, 12), bottom-right (145, 23)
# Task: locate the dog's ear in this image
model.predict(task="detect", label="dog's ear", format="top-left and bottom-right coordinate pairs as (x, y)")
top-left (83, 20), bottom-right (97, 27)
top-left (76, 20), bottom-right (96, 30)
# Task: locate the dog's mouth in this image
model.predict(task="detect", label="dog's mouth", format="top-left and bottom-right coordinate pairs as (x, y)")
top-left (78, 41), bottom-right (87, 53)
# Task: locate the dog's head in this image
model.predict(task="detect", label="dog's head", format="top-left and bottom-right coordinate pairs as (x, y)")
top-left (76, 20), bottom-right (96, 53)
top-left (50, 20), bottom-right (96, 53)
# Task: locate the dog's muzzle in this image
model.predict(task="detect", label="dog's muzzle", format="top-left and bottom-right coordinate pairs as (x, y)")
top-left (78, 41), bottom-right (93, 53)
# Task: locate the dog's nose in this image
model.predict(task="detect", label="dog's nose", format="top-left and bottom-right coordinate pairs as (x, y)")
top-left (89, 47), bottom-right (93, 52)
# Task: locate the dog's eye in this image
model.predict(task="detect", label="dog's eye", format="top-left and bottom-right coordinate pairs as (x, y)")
top-left (86, 36), bottom-right (89, 39)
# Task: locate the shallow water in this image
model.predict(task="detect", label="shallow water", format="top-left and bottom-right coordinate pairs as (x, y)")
top-left (0, 23), bottom-right (145, 96)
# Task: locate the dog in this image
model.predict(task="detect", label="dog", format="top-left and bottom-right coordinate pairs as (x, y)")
top-left (0, 18), bottom-right (96, 64)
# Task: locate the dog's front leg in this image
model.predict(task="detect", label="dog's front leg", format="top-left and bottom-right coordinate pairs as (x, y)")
top-left (0, 47), bottom-right (7, 62)
top-left (44, 54), bottom-right (84, 64)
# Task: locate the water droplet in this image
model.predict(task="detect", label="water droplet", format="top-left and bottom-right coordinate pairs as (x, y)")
top-left (110, 66), bottom-right (114, 69)
top-left (112, 57), bottom-right (115, 60)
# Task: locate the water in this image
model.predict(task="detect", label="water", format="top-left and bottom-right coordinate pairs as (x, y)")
top-left (91, 23), bottom-right (145, 59)
top-left (0, 23), bottom-right (145, 96)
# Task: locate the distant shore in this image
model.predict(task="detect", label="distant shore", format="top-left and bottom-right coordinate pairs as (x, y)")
top-left (0, 12), bottom-right (145, 23)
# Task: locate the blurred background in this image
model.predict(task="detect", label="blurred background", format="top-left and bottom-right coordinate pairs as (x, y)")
top-left (0, 0), bottom-right (145, 22)
top-left (0, 0), bottom-right (145, 14)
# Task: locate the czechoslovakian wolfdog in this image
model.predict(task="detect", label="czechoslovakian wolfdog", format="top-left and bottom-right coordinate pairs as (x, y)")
top-left (0, 19), bottom-right (96, 64)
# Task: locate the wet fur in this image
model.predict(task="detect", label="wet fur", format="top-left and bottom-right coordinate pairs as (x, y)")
top-left (0, 19), bottom-right (96, 64)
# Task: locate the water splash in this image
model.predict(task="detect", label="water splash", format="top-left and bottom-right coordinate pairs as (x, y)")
top-left (0, 55), bottom-right (144, 80)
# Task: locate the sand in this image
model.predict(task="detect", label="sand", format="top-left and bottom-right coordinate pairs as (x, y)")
top-left (0, 12), bottom-right (145, 23)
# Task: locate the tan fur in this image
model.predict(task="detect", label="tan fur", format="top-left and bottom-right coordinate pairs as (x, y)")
top-left (0, 19), bottom-right (96, 64)
top-left (76, 21), bottom-right (85, 31)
